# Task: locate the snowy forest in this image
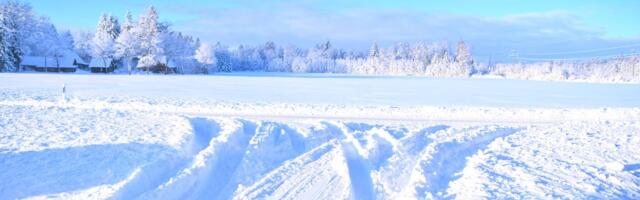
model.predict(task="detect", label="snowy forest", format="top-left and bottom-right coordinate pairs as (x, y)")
top-left (0, 0), bottom-right (638, 82)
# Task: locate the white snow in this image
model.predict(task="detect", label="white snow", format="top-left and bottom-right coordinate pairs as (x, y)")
top-left (0, 73), bottom-right (639, 199)
top-left (1, 73), bottom-right (639, 108)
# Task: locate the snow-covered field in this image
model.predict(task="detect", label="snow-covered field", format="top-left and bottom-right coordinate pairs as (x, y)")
top-left (1, 73), bottom-right (639, 199)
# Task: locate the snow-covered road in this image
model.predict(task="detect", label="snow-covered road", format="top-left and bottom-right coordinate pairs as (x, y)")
top-left (1, 73), bottom-right (639, 199)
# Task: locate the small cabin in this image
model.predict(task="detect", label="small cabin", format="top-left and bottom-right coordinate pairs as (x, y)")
top-left (21, 56), bottom-right (52, 71)
top-left (20, 54), bottom-right (80, 73)
top-left (57, 51), bottom-right (87, 72)
top-left (89, 58), bottom-right (116, 73)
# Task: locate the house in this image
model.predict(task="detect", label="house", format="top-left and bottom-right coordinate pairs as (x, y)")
top-left (21, 56), bottom-right (54, 71)
top-left (20, 52), bottom-right (83, 73)
top-left (89, 58), bottom-right (115, 73)
top-left (62, 51), bottom-right (89, 70)
top-left (55, 51), bottom-right (87, 72)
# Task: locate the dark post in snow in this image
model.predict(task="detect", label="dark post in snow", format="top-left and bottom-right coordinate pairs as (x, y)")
top-left (61, 83), bottom-right (67, 103)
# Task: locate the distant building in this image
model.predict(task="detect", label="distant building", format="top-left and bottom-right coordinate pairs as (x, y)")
top-left (20, 51), bottom-right (86, 73)
top-left (89, 58), bottom-right (116, 73)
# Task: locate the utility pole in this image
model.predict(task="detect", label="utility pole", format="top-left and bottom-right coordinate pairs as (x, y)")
top-left (509, 49), bottom-right (520, 63)
top-left (632, 49), bottom-right (637, 77)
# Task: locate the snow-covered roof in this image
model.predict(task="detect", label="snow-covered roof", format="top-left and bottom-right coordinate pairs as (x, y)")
top-left (21, 56), bottom-right (57, 67)
top-left (55, 51), bottom-right (83, 68)
top-left (21, 56), bottom-right (45, 66)
top-left (62, 51), bottom-right (88, 65)
top-left (21, 51), bottom-right (85, 68)
top-left (89, 58), bottom-right (113, 68)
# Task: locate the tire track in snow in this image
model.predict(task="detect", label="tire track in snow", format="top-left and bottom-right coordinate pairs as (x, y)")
top-left (415, 127), bottom-right (521, 199)
top-left (373, 125), bottom-right (450, 198)
top-left (232, 140), bottom-right (351, 199)
top-left (216, 121), bottom-right (312, 199)
top-left (7, 113), bottom-right (527, 199)
top-left (110, 117), bottom-right (221, 199)
top-left (139, 118), bottom-right (257, 200)
top-left (321, 122), bottom-right (378, 199)
top-left (341, 141), bottom-right (376, 200)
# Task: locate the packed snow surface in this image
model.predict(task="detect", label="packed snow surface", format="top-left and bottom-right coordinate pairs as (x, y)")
top-left (1, 73), bottom-right (639, 199)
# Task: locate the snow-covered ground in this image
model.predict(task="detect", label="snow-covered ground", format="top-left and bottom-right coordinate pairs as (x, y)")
top-left (1, 73), bottom-right (639, 199)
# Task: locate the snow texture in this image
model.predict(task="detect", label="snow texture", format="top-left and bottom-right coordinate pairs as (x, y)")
top-left (0, 73), bottom-right (639, 199)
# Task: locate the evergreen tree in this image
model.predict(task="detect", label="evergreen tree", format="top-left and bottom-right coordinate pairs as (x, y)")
top-left (369, 42), bottom-right (380, 58)
top-left (455, 40), bottom-right (472, 65)
top-left (92, 13), bottom-right (118, 69)
top-left (214, 42), bottom-right (232, 72)
top-left (0, 0), bottom-right (34, 71)
top-left (0, 11), bottom-right (7, 72)
top-left (116, 11), bottom-right (140, 74)
top-left (136, 6), bottom-right (164, 71)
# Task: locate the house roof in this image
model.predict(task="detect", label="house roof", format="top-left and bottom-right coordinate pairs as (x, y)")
top-left (21, 51), bottom-right (85, 68)
top-left (89, 58), bottom-right (113, 68)
top-left (56, 52), bottom-right (82, 68)
top-left (61, 51), bottom-right (88, 66)
top-left (21, 56), bottom-right (61, 68)
top-left (21, 56), bottom-right (46, 66)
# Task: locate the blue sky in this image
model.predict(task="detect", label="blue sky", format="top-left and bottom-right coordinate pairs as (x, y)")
top-left (25, 0), bottom-right (640, 61)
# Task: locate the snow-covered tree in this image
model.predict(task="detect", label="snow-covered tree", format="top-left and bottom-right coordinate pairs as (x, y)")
top-left (121, 11), bottom-right (134, 32)
top-left (369, 42), bottom-right (380, 58)
top-left (452, 40), bottom-right (473, 76)
top-left (72, 31), bottom-right (93, 63)
top-left (26, 18), bottom-right (56, 54)
top-left (116, 11), bottom-right (140, 74)
top-left (162, 32), bottom-right (197, 73)
top-left (0, 15), bottom-right (6, 72)
top-left (38, 20), bottom-right (62, 67)
top-left (291, 57), bottom-right (309, 73)
top-left (58, 31), bottom-right (74, 51)
top-left (194, 43), bottom-right (216, 74)
top-left (136, 6), bottom-right (163, 71)
top-left (213, 42), bottom-right (232, 72)
top-left (455, 40), bottom-right (472, 66)
top-left (92, 13), bottom-right (119, 69)
top-left (0, 0), bottom-right (35, 71)
top-left (394, 42), bottom-right (410, 60)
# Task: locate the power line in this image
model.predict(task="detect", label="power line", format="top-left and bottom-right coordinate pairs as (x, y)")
top-left (508, 49), bottom-right (520, 63)
top-left (519, 52), bottom-right (640, 62)
top-left (519, 43), bottom-right (640, 56)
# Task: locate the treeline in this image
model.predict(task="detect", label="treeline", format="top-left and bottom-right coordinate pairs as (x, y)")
top-left (0, 0), bottom-right (638, 82)
top-left (195, 40), bottom-right (474, 76)
top-left (488, 56), bottom-right (640, 82)
top-left (0, 0), bottom-right (475, 76)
